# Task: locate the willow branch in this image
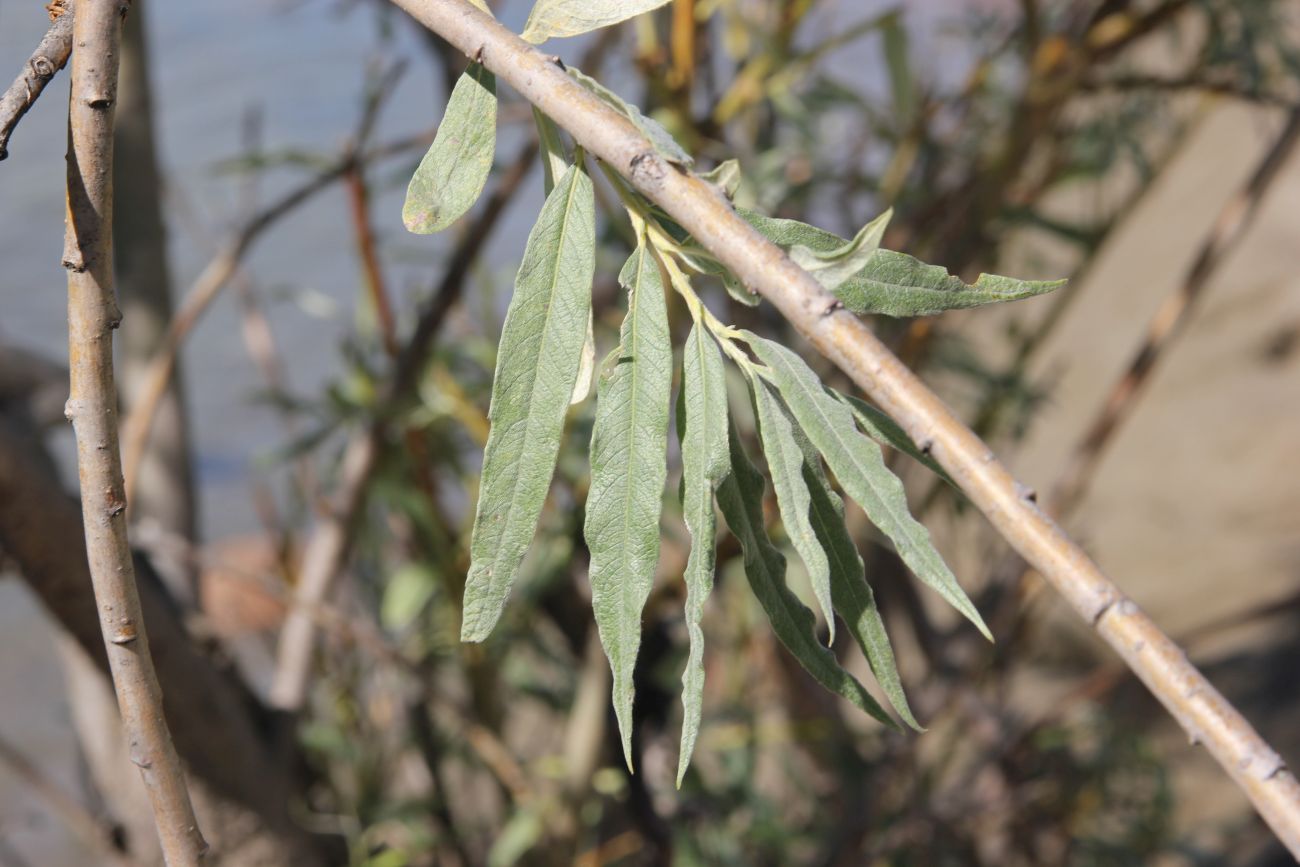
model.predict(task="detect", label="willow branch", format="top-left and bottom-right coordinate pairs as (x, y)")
top-left (61, 2), bottom-right (205, 863)
top-left (387, 0), bottom-right (1300, 854)
top-left (0, 1), bottom-right (74, 161)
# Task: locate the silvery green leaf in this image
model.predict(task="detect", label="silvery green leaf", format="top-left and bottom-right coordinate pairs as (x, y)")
top-left (717, 426), bottom-right (892, 725)
top-left (837, 392), bottom-right (953, 485)
top-left (790, 410), bottom-right (921, 730)
top-left (741, 210), bottom-right (1064, 317)
top-left (749, 377), bottom-right (836, 644)
top-left (721, 271), bottom-right (761, 307)
top-left (570, 311), bottom-right (596, 405)
top-left (675, 321), bottom-right (731, 786)
top-left (467, 0), bottom-right (493, 14)
top-left (701, 159), bottom-right (742, 199)
top-left (584, 244), bottom-right (673, 770)
top-left (462, 163), bottom-right (595, 641)
top-left (522, 0), bottom-right (672, 44)
top-left (533, 107), bottom-right (569, 195)
top-left (789, 208), bottom-right (891, 293)
top-left (403, 63), bottom-right (498, 234)
top-left (743, 334), bottom-right (991, 640)
top-left (568, 68), bottom-right (693, 167)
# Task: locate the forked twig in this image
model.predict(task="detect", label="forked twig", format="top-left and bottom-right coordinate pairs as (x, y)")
top-left (61, 1), bottom-right (205, 863)
top-left (385, 0), bottom-right (1300, 854)
top-left (0, 1), bottom-right (75, 161)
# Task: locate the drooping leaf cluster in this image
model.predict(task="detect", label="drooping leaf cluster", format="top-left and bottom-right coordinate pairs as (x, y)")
top-left (402, 0), bottom-right (1062, 781)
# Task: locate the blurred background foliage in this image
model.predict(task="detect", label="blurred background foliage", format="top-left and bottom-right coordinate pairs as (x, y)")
top-left (2, 0), bottom-right (1300, 865)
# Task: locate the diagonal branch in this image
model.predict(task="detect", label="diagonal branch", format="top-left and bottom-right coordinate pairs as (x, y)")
top-left (61, 1), bottom-right (205, 863)
top-left (386, 0), bottom-right (1300, 855)
top-left (0, 1), bottom-right (75, 161)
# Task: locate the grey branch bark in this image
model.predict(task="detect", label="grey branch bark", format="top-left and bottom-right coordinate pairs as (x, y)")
top-left (61, 2), bottom-right (205, 863)
top-left (0, 2), bottom-right (74, 161)
top-left (387, 0), bottom-right (1300, 855)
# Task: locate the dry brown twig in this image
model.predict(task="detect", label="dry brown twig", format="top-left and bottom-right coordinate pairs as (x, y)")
top-left (386, 0), bottom-right (1300, 854)
top-left (60, 1), bottom-right (205, 863)
top-left (0, 0), bottom-right (75, 161)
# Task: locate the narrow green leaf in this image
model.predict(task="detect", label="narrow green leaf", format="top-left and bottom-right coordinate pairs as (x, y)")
top-left (741, 209), bottom-right (1064, 317)
top-left (675, 321), bottom-right (731, 786)
top-left (585, 244), bottom-right (673, 771)
top-left (533, 107), bottom-right (568, 195)
top-left (568, 68), bottom-right (693, 167)
top-left (836, 392), bottom-right (954, 485)
top-left (789, 208), bottom-right (891, 293)
top-left (467, 0), bottom-right (493, 15)
top-left (716, 427), bottom-right (892, 725)
top-left (522, 0), bottom-right (672, 44)
top-left (749, 376), bottom-right (836, 644)
top-left (462, 163), bottom-right (596, 641)
top-left (743, 334), bottom-right (991, 640)
top-left (788, 407), bottom-right (921, 730)
top-left (403, 63), bottom-right (498, 234)
top-left (570, 311), bottom-right (596, 405)
top-left (701, 159), bottom-right (742, 199)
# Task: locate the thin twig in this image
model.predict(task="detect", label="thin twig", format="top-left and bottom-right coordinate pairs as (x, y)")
top-left (385, 0), bottom-right (1300, 854)
top-left (117, 128), bottom-right (432, 501)
top-left (61, 2), bottom-right (205, 864)
top-left (1079, 73), bottom-right (1300, 110)
top-left (0, 1), bottom-right (75, 161)
top-left (0, 732), bottom-right (143, 867)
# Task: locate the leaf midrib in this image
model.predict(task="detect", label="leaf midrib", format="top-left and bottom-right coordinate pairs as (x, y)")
top-left (489, 169), bottom-right (585, 581)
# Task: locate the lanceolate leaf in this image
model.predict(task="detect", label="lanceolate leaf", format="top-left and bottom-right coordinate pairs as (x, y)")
top-left (741, 210), bottom-right (1064, 317)
top-left (749, 377), bottom-right (836, 644)
top-left (743, 334), bottom-right (992, 640)
top-left (836, 392), bottom-right (953, 485)
top-left (789, 410), bottom-right (921, 730)
top-left (462, 163), bottom-right (596, 641)
top-left (675, 321), bottom-right (730, 786)
top-left (716, 427), bottom-right (892, 725)
top-left (585, 244), bottom-right (673, 771)
top-left (570, 311), bottom-right (596, 405)
top-left (533, 107), bottom-right (569, 195)
top-left (568, 68), bottom-right (693, 167)
top-left (522, 0), bottom-right (672, 44)
top-left (789, 208), bottom-right (892, 293)
top-left (404, 63), bottom-right (497, 234)
top-left (701, 159), bottom-right (742, 199)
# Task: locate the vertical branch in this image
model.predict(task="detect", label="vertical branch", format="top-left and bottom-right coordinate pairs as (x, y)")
top-left (61, 2), bottom-right (205, 864)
